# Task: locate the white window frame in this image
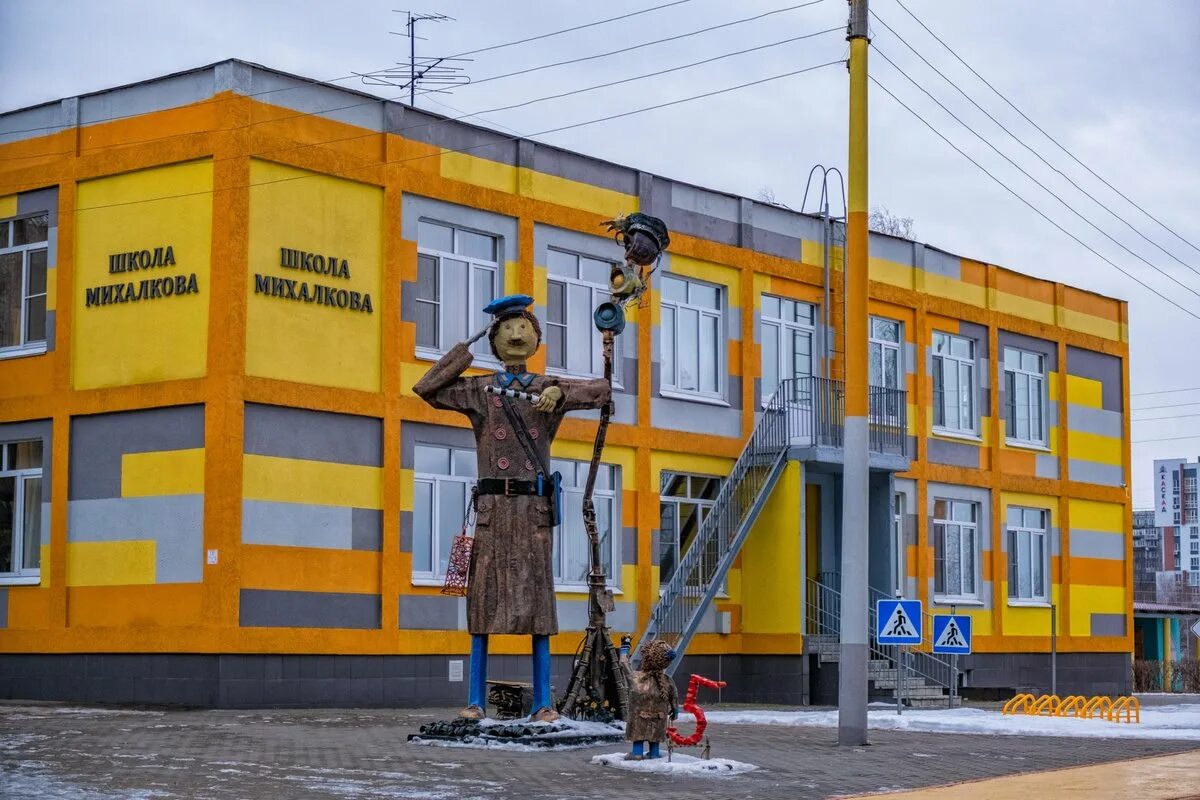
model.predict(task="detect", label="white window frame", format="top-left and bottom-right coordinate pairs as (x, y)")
top-left (1007, 506), bottom-right (1049, 604)
top-left (933, 498), bottom-right (979, 601)
top-left (659, 275), bottom-right (725, 402)
top-left (869, 316), bottom-right (903, 390)
top-left (0, 213), bottom-right (50, 359)
top-left (658, 472), bottom-right (721, 588)
top-left (1003, 346), bottom-right (1047, 447)
top-left (545, 248), bottom-right (620, 384)
top-left (760, 294), bottom-right (816, 407)
top-left (414, 220), bottom-right (500, 363)
top-left (411, 443), bottom-right (476, 582)
top-left (893, 492), bottom-right (906, 593)
top-left (0, 440), bottom-right (44, 585)
top-left (932, 331), bottom-right (977, 436)
top-left (551, 458), bottom-right (620, 589)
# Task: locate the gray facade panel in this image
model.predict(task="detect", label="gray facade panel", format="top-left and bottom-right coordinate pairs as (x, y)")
top-left (79, 69), bottom-right (216, 126)
top-left (923, 247), bottom-right (961, 280)
top-left (529, 145), bottom-right (638, 196)
top-left (17, 186), bottom-right (59, 226)
top-left (69, 405), bottom-right (204, 500)
top-left (351, 508), bottom-right (383, 551)
top-left (622, 526), bottom-right (637, 566)
top-left (650, 396), bottom-right (741, 438)
top-left (662, 205), bottom-right (739, 247)
top-left (1067, 346), bottom-right (1123, 412)
top-left (244, 68), bottom-right (384, 132)
top-left (243, 403), bottom-right (382, 467)
top-left (241, 500), bottom-right (352, 550)
top-left (1090, 613), bottom-right (1127, 637)
top-left (1069, 459), bottom-right (1124, 487)
top-left (239, 589), bottom-right (381, 629)
top-left (394, 107), bottom-right (518, 167)
top-left (752, 227), bottom-right (802, 261)
top-left (927, 436), bottom-right (980, 469)
top-left (0, 101), bottom-right (72, 145)
top-left (398, 594), bottom-right (461, 630)
top-left (998, 329), bottom-right (1058, 372)
top-left (400, 421), bottom-right (476, 470)
top-left (1067, 404), bottom-right (1122, 439)
top-left (869, 233), bottom-right (914, 265)
top-left (400, 193), bottom-right (519, 264)
top-left (670, 182), bottom-right (739, 224)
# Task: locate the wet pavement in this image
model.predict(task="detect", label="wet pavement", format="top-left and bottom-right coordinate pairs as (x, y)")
top-left (1, 703), bottom-right (1197, 799)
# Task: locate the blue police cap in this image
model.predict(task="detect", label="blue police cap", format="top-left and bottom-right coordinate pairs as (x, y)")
top-left (483, 294), bottom-right (534, 317)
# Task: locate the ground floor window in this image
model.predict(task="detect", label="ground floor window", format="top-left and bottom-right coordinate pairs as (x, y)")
top-left (551, 459), bottom-right (618, 587)
top-left (412, 444), bottom-right (476, 579)
top-left (0, 440), bottom-right (43, 581)
top-left (1007, 506), bottom-right (1048, 602)
top-left (933, 498), bottom-right (978, 600)
top-left (658, 472), bottom-right (721, 586)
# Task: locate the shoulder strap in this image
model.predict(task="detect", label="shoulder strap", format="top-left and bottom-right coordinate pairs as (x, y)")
top-left (498, 393), bottom-right (551, 479)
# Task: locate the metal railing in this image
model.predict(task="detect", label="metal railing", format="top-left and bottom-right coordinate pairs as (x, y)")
top-left (635, 379), bottom-right (792, 672)
top-left (1134, 580), bottom-right (1200, 611)
top-left (804, 574), bottom-right (953, 692)
top-left (783, 377), bottom-right (907, 457)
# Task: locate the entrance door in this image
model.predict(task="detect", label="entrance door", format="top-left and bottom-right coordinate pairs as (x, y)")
top-left (806, 483), bottom-right (821, 582)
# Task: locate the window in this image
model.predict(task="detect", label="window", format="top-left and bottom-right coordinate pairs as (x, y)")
top-left (550, 458), bottom-right (618, 587)
top-left (892, 492), bottom-right (905, 592)
top-left (1191, 541), bottom-right (1199, 555)
top-left (761, 294), bottom-right (815, 405)
top-left (933, 498), bottom-right (978, 599)
top-left (869, 317), bottom-right (903, 390)
top-left (658, 472), bottom-right (721, 586)
top-left (415, 221), bottom-right (499, 360)
top-left (546, 249), bottom-right (617, 380)
top-left (932, 332), bottom-right (976, 435)
top-left (1193, 557), bottom-right (1200, 572)
top-left (1, 440), bottom-right (43, 582)
top-left (1007, 506), bottom-right (1048, 602)
top-left (411, 444), bottom-right (476, 579)
top-left (1003, 347), bottom-right (1046, 446)
top-left (660, 276), bottom-right (723, 400)
top-left (0, 213), bottom-right (49, 355)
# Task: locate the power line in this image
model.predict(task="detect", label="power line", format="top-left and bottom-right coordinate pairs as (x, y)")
top-left (1134, 387), bottom-right (1200, 397)
top-left (1135, 434), bottom-right (1200, 444)
top-left (1, 0), bottom-right (830, 167)
top-left (1132, 401), bottom-right (1200, 412)
top-left (443, 0), bottom-right (697, 59)
top-left (0, 0), bottom-right (704, 142)
top-left (1132, 413), bottom-right (1200, 423)
top-left (1, 25), bottom-right (842, 196)
top-left (870, 74), bottom-right (1200, 322)
top-left (870, 7), bottom-right (1200, 284)
top-left (890, 0), bottom-right (1200, 260)
top-left (57, 60), bottom-right (844, 214)
top-left (872, 44), bottom-right (1200, 304)
top-left (416, 0), bottom-right (831, 99)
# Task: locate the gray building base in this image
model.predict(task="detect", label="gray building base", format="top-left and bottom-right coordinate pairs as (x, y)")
top-left (0, 653), bottom-right (809, 709)
top-left (960, 651), bottom-right (1132, 699)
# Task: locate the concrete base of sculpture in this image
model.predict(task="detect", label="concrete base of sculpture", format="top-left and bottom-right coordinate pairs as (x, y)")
top-left (408, 716), bottom-right (625, 750)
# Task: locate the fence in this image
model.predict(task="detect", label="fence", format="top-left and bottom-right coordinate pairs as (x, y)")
top-left (782, 377), bottom-right (907, 457)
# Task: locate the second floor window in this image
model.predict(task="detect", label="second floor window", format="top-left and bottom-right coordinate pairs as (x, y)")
top-left (416, 221), bottom-right (498, 360)
top-left (551, 459), bottom-right (618, 587)
top-left (761, 295), bottom-right (815, 405)
top-left (934, 498), bottom-right (978, 599)
top-left (660, 276), bottom-right (723, 401)
top-left (546, 249), bottom-right (616, 379)
top-left (0, 213), bottom-right (49, 355)
top-left (1, 440), bottom-right (43, 582)
top-left (869, 317), bottom-right (903, 390)
top-left (411, 443), bottom-right (476, 579)
top-left (659, 472), bottom-right (720, 586)
top-left (932, 332), bottom-right (976, 435)
top-left (1007, 506), bottom-right (1048, 602)
top-left (1004, 347), bottom-right (1046, 446)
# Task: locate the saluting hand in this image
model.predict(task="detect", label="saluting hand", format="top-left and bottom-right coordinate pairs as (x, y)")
top-left (535, 385), bottom-right (562, 412)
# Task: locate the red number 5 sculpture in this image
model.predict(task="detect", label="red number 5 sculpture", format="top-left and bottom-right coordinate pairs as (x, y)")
top-left (666, 674), bottom-right (727, 746)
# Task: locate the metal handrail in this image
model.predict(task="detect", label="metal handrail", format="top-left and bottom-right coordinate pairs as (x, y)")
top-left (784, 377), bottom-right (907, 456)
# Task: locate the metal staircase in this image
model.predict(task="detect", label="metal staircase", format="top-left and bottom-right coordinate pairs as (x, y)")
top-left (633, 380), bottom-right (794, 672)
top-left (805, 574), bottom-right (960, 708)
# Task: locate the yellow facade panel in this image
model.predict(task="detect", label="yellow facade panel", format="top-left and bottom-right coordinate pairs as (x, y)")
top-left (869, 257), bottom-right (913, 290)
top-left (1065, 375), bottom-right (1104, 409)
top-left (72, 160), bottom-right (213, 389)
top-left (66, 540), bottom-right (157, 586)
top-left (440, 151), bottom-right (518, 194)
top-left (121, 448), bottom-right (205, 497)
top-left (1067, 430), bottom-right (1122, 466)
top-left (0, 194), bottom-right (15, 217)
top-left (666, 253), bottom-right (740, 303)
top-left (1060, 306), bottom-right (1122, 341)
top-left (523, 169), bottom-right (636, 218)
top-left (990, 289), bottom-right (1056, 325)
top-left (1069, 584), bottom-right (1126, 634)
top-left (1068, 498), bottom-right (1124, 534)
top-left (243, 453), bottom-right (383, 510)
top-left (921, 271), bottom-right (986, 307)
top-left (246, 159), bottom-right (383, 392)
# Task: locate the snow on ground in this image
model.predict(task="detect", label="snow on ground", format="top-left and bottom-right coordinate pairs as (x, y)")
top-left (698, 704), bottom-right (1200, 740)
top-left (409, 716), bottom-right (624, 752)
top-left (592, 752), bottom-right (758, 777)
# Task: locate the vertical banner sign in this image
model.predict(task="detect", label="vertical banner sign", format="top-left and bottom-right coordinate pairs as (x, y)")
top-left (1155, 459), bottom-right (1185, 527)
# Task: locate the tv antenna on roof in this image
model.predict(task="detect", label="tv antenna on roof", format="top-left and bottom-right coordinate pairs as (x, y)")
top-left (357, 11), bottom-right (471, 106)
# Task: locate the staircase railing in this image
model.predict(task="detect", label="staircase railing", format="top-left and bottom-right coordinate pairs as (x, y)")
top-left (783, 377), bottom-right (907, 457)
top-left (635, 378), bottom-right (793, 672)
top-left (805, 575), bottom-right (954, 692)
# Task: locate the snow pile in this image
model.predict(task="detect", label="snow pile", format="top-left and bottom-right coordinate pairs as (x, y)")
top-left (592, 752), bottom-right (758, 776)
top-left (409, 715), bottom-right (624, 751)
top-left (698, 704), bottom-right (1200, 740)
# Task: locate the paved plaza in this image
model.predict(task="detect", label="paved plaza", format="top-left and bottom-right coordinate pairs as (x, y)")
top-left (2, 703), bottom-right (1199, 799)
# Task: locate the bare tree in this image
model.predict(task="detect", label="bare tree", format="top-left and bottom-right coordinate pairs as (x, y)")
top-left (869, 205), bottom-right (915, 240)
top-left (756, 187), bottom-right (790, 209)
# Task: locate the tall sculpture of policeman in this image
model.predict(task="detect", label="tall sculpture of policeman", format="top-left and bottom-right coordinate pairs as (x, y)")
top-left (413, 294), bottom-right (609, 722)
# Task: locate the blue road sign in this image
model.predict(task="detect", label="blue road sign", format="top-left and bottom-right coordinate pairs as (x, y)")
top-left (876, 599), bottom-right (922, 645)
top-left (932, 614), bottom-right (972, 655)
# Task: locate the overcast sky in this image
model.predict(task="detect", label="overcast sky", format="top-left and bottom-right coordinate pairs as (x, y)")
top-left (3, 0), bottom-right (1199, 507)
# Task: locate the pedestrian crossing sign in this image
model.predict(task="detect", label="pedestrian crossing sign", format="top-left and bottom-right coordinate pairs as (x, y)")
top-left (932, 614), bottom-right (972, 655)
top-left (876, 599), bottom-right (922, 645)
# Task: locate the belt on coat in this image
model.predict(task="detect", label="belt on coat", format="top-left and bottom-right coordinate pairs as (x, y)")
top-left (476, 478), bottom-right (553, 497)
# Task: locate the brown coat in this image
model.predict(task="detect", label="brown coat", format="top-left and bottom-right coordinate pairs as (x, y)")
top-left (413, 343), bottom-right (610, 635)
top-left (622, 667), bottom-right (679, 743)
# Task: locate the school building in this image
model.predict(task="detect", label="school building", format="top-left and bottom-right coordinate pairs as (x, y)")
top-left (0, 60), bottom-right (1131, 706)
